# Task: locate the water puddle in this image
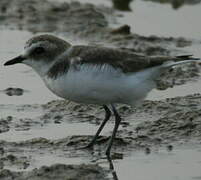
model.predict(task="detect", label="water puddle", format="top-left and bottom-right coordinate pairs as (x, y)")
top-left (109, 145), bottom-right (201, 180)
top-left (118, 0), bottom-right (201, 39)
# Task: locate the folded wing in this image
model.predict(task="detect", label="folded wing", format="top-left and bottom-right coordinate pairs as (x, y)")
top-left (68, 46), bottom-right (199, 73)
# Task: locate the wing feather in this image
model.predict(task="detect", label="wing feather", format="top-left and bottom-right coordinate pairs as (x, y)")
top-left (47, 45), bottom-right (200, 79)
top-left (68, 46), bottom-right (199, 73)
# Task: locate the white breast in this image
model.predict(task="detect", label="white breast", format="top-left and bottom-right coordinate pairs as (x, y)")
top-left (43, 64), bottom-right (161, 105)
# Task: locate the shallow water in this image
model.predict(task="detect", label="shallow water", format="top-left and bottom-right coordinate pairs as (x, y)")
top-left (118, 0), bottom-right (201, 39)
top-left (111, 145), bottom-right (201, 180)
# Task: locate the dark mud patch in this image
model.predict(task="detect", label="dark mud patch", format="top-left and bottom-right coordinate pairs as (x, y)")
top-left (0, 153), bottom-right (30, 170)
top-left (0, 0), bottom-right (111, 38)
top-left (131, 94), bottom-right (201, 147)
top-left (0, 164), bottom-right (108, 180)
top-left (42, 100), bottom-right (105, 124)
top-left (111, 0), bottom-right (133, 11)
top-left (0, 116), bottom-right (12, 134)
top-left (111, 0), bottom-right (201, 11)
top-left (1, 87), bottom-right (25, 96)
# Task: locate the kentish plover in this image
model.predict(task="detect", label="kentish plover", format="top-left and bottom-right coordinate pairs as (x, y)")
top-left (4, 34), bottom-right (200, 156)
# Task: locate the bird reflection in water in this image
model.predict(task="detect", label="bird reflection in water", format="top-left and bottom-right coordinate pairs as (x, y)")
top-left (107, 155), bottom-right (119, 180)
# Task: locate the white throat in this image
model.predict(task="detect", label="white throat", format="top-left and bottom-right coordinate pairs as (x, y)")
top-left (23, 59), bottom-right (52, 77)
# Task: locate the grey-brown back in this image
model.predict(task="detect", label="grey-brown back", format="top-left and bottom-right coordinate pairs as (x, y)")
top-left (47, 45), bottom-right (198, 79)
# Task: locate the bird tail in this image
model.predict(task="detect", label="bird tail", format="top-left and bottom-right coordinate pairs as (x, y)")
top-left (162, 55), bottom-right (200, 68)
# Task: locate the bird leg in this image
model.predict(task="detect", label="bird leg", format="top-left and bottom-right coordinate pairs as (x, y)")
top-left (105, 104), bottom-right (121, 157)
top-left (84, 105), bottom-right (111, 148)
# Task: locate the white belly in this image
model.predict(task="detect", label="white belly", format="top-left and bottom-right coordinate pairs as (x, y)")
top-left (43, 64), bottom-right (161, 105)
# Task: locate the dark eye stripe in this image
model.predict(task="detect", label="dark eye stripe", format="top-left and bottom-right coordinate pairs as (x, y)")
top-left (34, 47), bottom-right (45, 54)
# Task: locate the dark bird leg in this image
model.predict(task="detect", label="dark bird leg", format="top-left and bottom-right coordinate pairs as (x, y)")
top-left (106, 104), bottom-right (121, 157)
top-left (85, 105), bottom-right (111, 148)
top-left (107, 155), bottom-right (119, 180)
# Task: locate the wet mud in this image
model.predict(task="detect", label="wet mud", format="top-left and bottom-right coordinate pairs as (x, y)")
top-left (0, 164), bottom-right (108, 180)
top-left (1, 94), bottom-right (201, 178)
top-left (0, 0), bottom-right (201, 179)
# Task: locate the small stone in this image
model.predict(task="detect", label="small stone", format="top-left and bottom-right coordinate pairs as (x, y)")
top-left (111, 25), bottom-right (131, 35)
top-left (54, 120), bottom-right (61, 124)
top-left (0, 147), bottom-right (4, 155)
top-left (167, 145), bottom-right (173, 152)
top-left (145, 147), bottom-right (151, 154)
top-left (4, 87), bottom-right (24, 96)
top-left (7, 154), bottom-right (17, 162)
top-left (111, 152), bottom-right (123, 159)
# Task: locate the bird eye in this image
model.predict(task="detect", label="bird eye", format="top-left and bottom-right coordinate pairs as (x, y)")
top-left (34, 47), bottom-right (45, 54)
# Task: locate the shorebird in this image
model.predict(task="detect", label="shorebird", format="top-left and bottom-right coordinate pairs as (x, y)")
top-left (4, 34), bottom-right (199, 157)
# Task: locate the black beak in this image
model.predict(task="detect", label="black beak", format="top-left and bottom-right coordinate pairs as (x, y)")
top-left (4, 55), bottom-right (25, 66)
